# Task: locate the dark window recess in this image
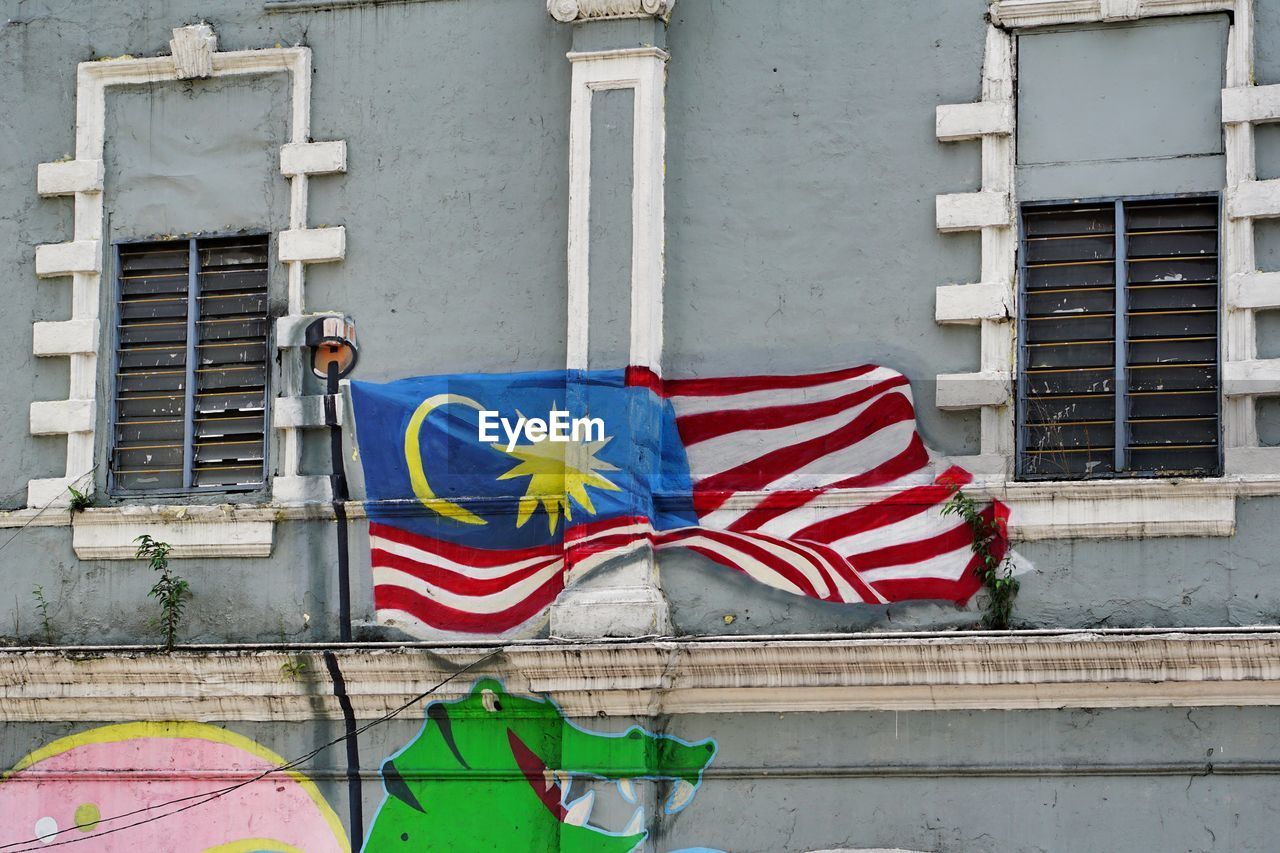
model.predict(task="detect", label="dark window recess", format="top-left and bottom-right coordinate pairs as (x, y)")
top-left (1017, 196), bottom-right (1221, 479)
top-left (112, 235), bottom-right (270, 494)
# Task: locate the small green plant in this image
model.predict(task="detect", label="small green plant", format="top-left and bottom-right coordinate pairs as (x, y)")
top-left (66, 485), bottom-right (94, 512)
top-left (135, 535), bottom-right (189, 651)
top-left (941, 485), bottom-right (1018, 629)
top-left (281, 658), bottom-right (308, 680)
top-left (32, 585), bottom-right (54, 644)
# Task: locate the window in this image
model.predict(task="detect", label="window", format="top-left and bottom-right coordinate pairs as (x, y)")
top-left (1017, 196), bottom-right (1221, 479)
top-left (110, 235), bottom-right (270, 494)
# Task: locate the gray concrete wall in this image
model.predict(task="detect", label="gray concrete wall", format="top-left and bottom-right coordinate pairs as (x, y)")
top-left (1, 703), bottom-right (1277, 852)
top-left (0, 0), bottom-right (1277, 642)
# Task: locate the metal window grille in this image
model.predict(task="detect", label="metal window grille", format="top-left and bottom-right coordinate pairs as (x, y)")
top-left (110, 234), bottom-right (270, 494)
top-left (1017, 195), bottom-right (1221, 480)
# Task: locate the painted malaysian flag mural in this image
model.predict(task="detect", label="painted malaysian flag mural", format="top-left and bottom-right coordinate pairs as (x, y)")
top-left (351, 364), bottom-right (1009, 638)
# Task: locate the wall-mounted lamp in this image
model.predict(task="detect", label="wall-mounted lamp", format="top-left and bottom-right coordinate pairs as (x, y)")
top-left (305, 315), bottom-right (359, 381)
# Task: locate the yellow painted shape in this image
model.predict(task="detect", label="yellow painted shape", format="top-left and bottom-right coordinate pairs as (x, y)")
top-left (203, 840), bottom-right (304, 853)
top-left (404, 393), bottom-right (488, 525)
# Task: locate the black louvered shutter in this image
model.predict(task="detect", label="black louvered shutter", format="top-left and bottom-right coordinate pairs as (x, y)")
top-left (111, 235), bottom-right (270, 494)
top-left (1017, 197), bottom-right (1220, 479)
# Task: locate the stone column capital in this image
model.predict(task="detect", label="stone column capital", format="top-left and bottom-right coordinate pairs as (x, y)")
top-left (546, 0), bottom-right (675, 24)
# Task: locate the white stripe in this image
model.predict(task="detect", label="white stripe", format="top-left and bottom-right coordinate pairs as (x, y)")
top-left (375, 608), bottom-right (551, 641)
top-left (826, 504), bottom-right (961, 558)
top-left (565, 537), bottom-right (649, 585)
top-left (567, 521), bottom-right (653, 546)
top-left (860, 545), bottom-right (973, 584)
top-left (657, 533), bottom-right (806, 596)
top-left (683, 387), bottom-right (898, 476)
top-left (669, 367), bottom-right (904, 417)
top-left (371, 535), bottom-right (556, 579)
top-left (372, 561), bottom-right (563, 614)
top-left (731, 532), bottom-right (833, 599)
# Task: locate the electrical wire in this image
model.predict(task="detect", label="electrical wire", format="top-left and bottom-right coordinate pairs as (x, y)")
top-left (0, 647), bottom-right (504, 852)
top-left (0, 468), bottom-right (95, 559)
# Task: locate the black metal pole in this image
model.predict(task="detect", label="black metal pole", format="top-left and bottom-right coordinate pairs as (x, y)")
top-left (326, 361), bottom-right (352, 643)
top-left (323, 362), bottom-right (363, 848)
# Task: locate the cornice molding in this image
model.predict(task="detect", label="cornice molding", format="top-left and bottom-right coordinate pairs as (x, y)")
top-left (547, 0), bottom-right (675, 24)
top-left (2, 631), bottom-right (1279, 721)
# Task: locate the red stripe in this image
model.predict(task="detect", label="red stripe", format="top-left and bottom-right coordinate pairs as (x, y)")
top-left (369, 522), bottom-right (560, 566)
top-left (791, 466), bottom-right (973, 544)
top-left (844, 519), bottom-right (979, 571)
top-left (624, 365), bottom-right (664, 393)
top-left (723, 435), bottom-right (930, 533)
top-left (692, 392), bottom-right (917, 515)
top-left (865, 503), bottom-right (1007, 606)
top-left (375, 572), bottom-right (564, 634)
top-left (676, 375), bottom-right (910, 446)
top-left (656, 528), bottom-right (824, 599)
top-left (801, 539), bottom-right (879, 603)
top-left (660, 364), bottom-right (879, 398)
top-left (564, 515), bottom-right (649, 543)
top-left (371, 549), bottom-right (560, 596)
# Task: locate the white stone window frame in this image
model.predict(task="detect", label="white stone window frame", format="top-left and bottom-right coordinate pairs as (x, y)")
top-left (30, 25), bottom-right (348, 557)
top-left (934, 0), bottom-right (1280, 539)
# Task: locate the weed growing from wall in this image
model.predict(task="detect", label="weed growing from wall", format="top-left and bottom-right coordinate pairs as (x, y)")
top-left (31, 585), bottom-right (54, 644)
top-left (135, 535), bottom-right (189, 651)
top-left (941, 487), bottom-right (1018, 629)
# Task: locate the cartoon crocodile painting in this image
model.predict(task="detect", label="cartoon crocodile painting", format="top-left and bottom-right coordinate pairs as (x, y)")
top-left (363, 679), bottom-right (719, 852)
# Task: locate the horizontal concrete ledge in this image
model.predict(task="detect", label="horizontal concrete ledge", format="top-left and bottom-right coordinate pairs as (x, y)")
top-left (273, 394), bottom-right (343, 429)
top-left (29, 399), bottom-right (94, 435)
top-left (36, 159), bottom-right (104, 196)
top-left (989, 0), bottom-right (1232, 28)
top-left (71, 506), bottom-right (274, 560)
top-left (1227, 271), bottom-right (1280, 310)
top-left (1222, 358), bottom-right (1280, 396)
top-left (32, 319), bottom-right (98, 356)
top-left (278, 226), bottom-right (345, 263)
top-left (1222, 84), bottom-right (1280, 125)
top-left (1228, 179), bottom-right (1280, 219)
top-left (935, 191), bottom-right (1011, 232)
top-left (2, 631), bottom-right (1280, 719)
top-left (34, 240), bottom-right (100, 277)
top-left (935, 100), bottom-right (1013, 142)
top-left (935, 370), bottom-right (1011, 409)
top-left (280, 140), bottom-right (347, 176)
top-left (935, 282), bottom-right (1011, 324)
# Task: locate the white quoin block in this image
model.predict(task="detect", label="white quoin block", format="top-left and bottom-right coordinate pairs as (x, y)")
top-left (27, 477), bottom-right (78, 509)
top-left (1221, 85), bottom-right (1280, 125)
top-left (935, 282), bottom-right (1011, 324)
top-left (1222, 359), bottom-right (1280, 396)
top-left (273, 394), bottom-right (344, 429)
top-left (272, 474), bottom-right (332, 504)
top-left (935, 192), bottom-right (1011, 232)
top-left (279, 227), bottom-right (346, 263)
top-left (936, 371), bottom-right (1012, 410)
top-left (1100, 0), bottom-right (1142, 20)
top-left (32, 319), bottom-right (98, 356)
top-left (275, 312), bottom-right (345, 348)
top-left (935, 101), bottom-right (1014, 142)
top-left (30, 399), bottom-right (94, 435)
top-left (35, 241), bottom-right (100, 277)
top-left (37, 160), bottom-right (104, 196)
top-left (1228, 180), bottom-right (1280, 219)
top-left (280, 141), bottom-right (348, 177)
top-left (1227, 272), bottom-right (1280, 310)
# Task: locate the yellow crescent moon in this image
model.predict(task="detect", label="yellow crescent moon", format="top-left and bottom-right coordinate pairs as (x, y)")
top-left (404, 393), bottom-right (488, 526)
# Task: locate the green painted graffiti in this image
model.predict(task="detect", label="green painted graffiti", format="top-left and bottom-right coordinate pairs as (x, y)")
top-left (363, 679), bottom-right (718, 852)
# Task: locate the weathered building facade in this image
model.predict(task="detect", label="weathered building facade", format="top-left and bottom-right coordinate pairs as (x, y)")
top-left (2, 0), bottom-right (1280, 850)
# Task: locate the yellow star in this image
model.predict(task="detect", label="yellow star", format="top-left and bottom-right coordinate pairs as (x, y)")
top-left (494, 433), bottom-right (621, 533)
